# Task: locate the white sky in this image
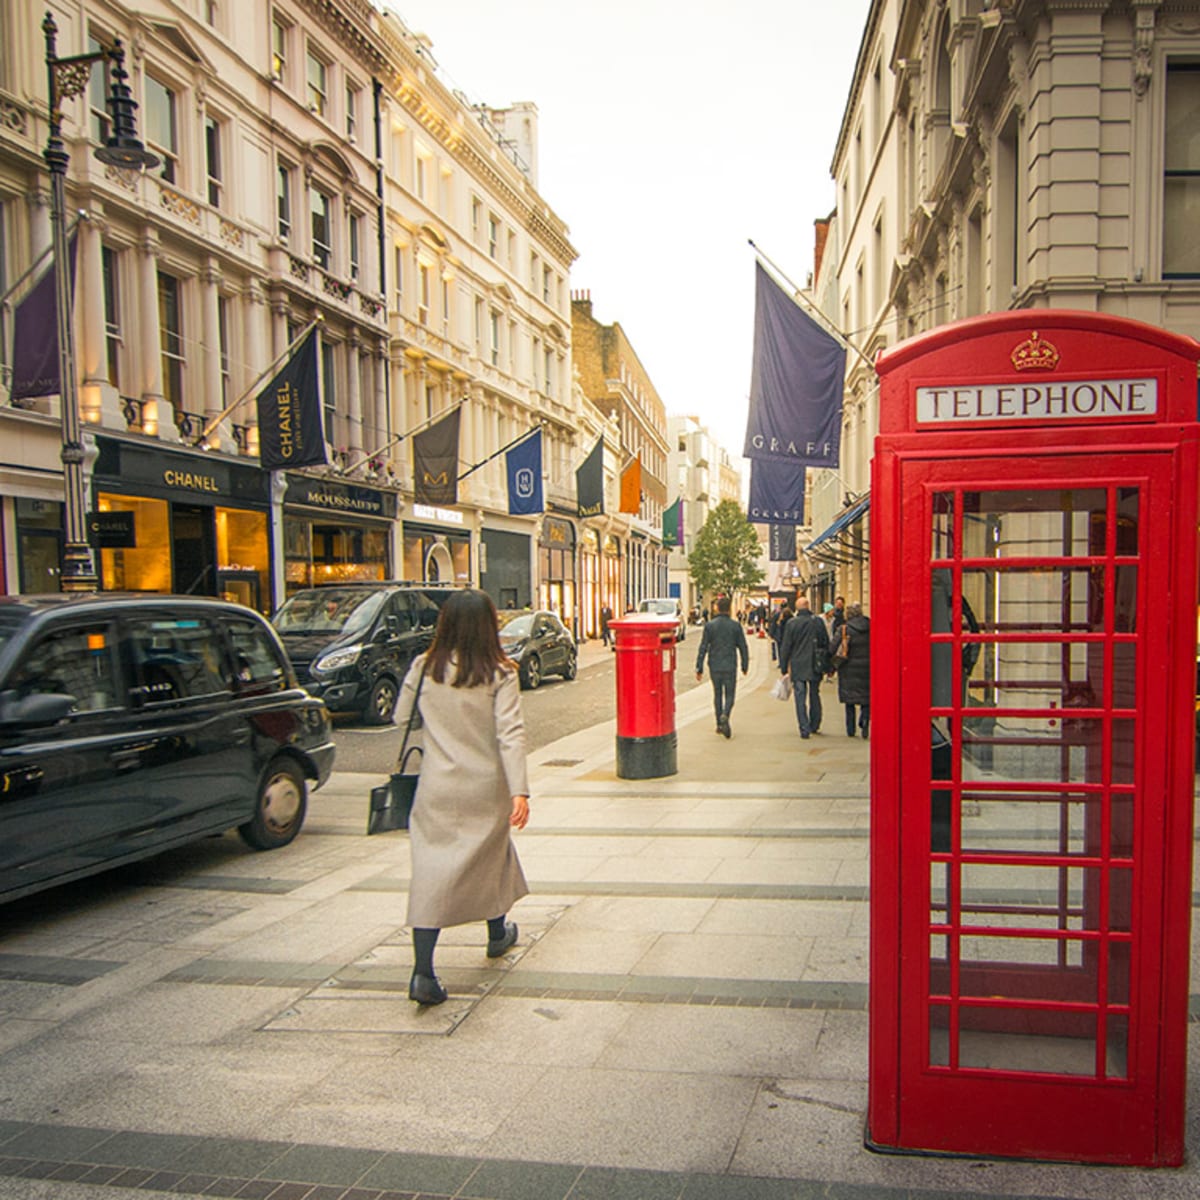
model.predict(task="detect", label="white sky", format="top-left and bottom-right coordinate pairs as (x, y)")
top-left (385, 0), bottom-right (873, 461)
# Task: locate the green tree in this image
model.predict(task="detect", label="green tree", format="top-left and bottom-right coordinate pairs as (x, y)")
top-left (688, 499), bottom-right (765, 601)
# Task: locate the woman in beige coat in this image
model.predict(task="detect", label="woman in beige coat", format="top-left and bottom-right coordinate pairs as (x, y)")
top-left (393, 589), bottom-right (530, 1006)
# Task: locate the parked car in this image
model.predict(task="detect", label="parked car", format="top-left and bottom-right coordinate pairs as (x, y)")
top-left (637, 596), bottom-right (686, 641)
top-left (497, 609), bottom-right (578, 689)
top-left (271, 582), bottom-right (458, 724)
top-left (0, 593), bottom-right (334, 906)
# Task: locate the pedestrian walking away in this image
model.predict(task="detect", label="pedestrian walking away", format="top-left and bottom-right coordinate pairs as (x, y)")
top-left (695, 595), bottom-right (750, 737)
top-left (778, 595), bottom-right (830, 738)
top-left (600, 602), bottom-right (613, 647)
top-left (835, 602), bottom-right (871, 738)
top-left (393, 589), bottom-right (531, 1006)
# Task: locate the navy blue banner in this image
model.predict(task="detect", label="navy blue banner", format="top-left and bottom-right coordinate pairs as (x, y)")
top-left (10, 234), bottom-right (76, 401)
top-left (743, 261), bottom-right (845, 468)
top-left (506, 428), bottom-right (544, 515)
top-left (747, 456), bottom-right (805, 524)
top-left (413, 407), bottom-right (461, 506)
top-left (256, 328), bottom-right (326, 471)
top-left (576, 438), bottom-right (604, 518)
top-left (769, 523), bottom-right (797, 561)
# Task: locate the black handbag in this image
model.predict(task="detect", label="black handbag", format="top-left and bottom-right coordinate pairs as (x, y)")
top-left (367, 664), bottom-right (426, 835)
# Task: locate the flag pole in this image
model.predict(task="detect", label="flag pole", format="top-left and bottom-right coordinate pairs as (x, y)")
top-left (748, 238), bottom-right (873, 370)
top-left (195, 316), bottom-right (322, 447)
top-left (0, 215), bottom-right (83, 308)
top-left (457, 422), bottom-right (542, 482)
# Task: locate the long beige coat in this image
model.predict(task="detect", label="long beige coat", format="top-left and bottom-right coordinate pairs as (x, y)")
top-left (394, 652), bottom-right (529, 929)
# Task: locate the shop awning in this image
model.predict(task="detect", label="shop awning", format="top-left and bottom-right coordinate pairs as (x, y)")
top-left (803, 493), bottom-right (871, 564)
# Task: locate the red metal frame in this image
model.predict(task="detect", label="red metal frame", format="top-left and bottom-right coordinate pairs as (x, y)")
top-left (869, 312), bottom-right (1199, 1167)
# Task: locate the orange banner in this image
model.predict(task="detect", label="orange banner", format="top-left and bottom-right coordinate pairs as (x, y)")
top-left (619, 456), bottom-right (642, 514)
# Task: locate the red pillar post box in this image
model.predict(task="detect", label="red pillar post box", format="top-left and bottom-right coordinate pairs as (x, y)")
top-left (869, 311), bottom-right (1200, 1166)
top-left (610, 614), bottom-right (678, 779)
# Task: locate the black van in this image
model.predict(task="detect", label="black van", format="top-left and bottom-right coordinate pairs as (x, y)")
top-left (0, 594), bottom-right (335, 905)
top-left (271, 583), bottom-right (458, 724)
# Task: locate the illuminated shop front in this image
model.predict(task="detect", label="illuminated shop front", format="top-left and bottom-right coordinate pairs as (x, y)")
top-left (402, 505), bottom-right (471, 584)
top-left (283, 476), bottom-right (397, 593)
top-left (92, 436), bottom-right (271, 612)
top-left (577, 527), bottom-right (622, 639)
top-left (538, 516), bottom-right (576, 632)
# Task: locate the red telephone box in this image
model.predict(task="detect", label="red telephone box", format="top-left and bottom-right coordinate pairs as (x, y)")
top-left (869, 311), bottom-right (1200, 1166)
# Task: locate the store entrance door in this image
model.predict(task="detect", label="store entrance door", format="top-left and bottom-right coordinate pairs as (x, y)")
top-left (171, 504), bottom-right (216, 596)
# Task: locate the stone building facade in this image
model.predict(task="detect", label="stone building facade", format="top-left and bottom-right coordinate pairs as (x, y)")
top-left (808, 0), bottom-right (1200, 607)
top-left (0, 0), bottom-right (590, 614)
top-left (571, 291), bottom-right (670, 617)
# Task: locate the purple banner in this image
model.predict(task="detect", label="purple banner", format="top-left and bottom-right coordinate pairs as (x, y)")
top-left (747, 456), bottom-right (805, 524)
top-left (10, 235), bottom-right (76, 401)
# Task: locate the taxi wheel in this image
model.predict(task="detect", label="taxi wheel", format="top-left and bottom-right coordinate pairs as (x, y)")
top-left (521, 654), bottom-right (542, 690)
top-left (563, 651), bottom-right (578, 681)
top-left (365, 676), bottom-right (398, 726)
top-left (240, 758), bottom-right (307, 850)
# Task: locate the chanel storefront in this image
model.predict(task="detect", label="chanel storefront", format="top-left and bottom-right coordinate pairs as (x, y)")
top-left (283, 476), bottom-right (398, 594)
top-left (91, 435), bottom-right (272, 612)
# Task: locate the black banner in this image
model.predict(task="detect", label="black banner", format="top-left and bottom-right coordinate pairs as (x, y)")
top-left (769, 523), bottom-right (797, 561)
top-left (576, 438), bottom-right (604, 519)
top-left (88, 510), bottom-right (136, 549)
top-left (413, 408), bottom-right (461, 506)
top-left (255, 329), bottom-right (326, 471)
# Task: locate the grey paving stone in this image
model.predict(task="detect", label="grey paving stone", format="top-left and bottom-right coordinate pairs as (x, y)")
top-left (262, 1143), bottom-right (385, 1186)
top-left (171, 1137), bottom-right (294, 1178)
top-left (568, 1165), bottom-right (688, 1200)
top-left (682, 1175), bottom-right (827, 1199)
top-left (88, 1130), bottom-right (202, 1170)
top-left (1, 1123), bottom-right (113, 1162)
top-left (0, 1124), bottom-right (30, 1148)
top-left (357, 1152), bottom-right (479, 1194)
top-left (460, 1158), bottom-right (583, 1199)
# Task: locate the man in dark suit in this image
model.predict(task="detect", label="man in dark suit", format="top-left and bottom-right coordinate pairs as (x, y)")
top-left (695, 596), bottom-right (750, 738)
top-left (779, 595), bottom-right (830, 739)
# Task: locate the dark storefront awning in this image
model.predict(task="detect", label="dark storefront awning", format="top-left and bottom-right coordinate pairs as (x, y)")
top-left (804, 493), bottom-right (870, 564)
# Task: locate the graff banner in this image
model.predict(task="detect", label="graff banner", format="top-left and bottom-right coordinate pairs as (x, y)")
top-left (576, 438), bottom-right (604, 518)
top-left (413, 407), bottom-right (462, 506)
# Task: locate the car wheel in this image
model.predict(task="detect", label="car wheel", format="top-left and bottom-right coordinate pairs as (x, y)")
top-left (364, 675), bottom-right (399, 726)
top-left (563, 650), bottom-right (578, 681)
top-left (239, 758), bottom-right (307, 850)
top-left (521, 654), bottom-right (542, 690)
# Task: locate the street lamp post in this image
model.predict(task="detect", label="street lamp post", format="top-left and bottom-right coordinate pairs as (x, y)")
top-left (42, 11), bottom-right (157, 591)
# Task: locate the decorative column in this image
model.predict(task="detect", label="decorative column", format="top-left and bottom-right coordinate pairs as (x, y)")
top-left (200, 255), bottom-right (224, 442)
top-left (27, 187), bottom-right (52, 261)
top-left (243, 281), bottom-right (268, 456)
top-left (137, 225), bottom-right (167, 438)
top-left (76, 208), bottom-right (111, 425)
top-left (346, 327), bottom-right (363, 457)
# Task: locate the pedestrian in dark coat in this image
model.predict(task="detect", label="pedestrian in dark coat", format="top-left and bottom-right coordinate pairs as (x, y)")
top-left (600, 604), bottom-right (613, 647)
top-left (695, 596), bottom-right (750, 737)
top-left (835, 603), bottom-right (870, 737)
top-left (778, 597), bottom-right (829, 738)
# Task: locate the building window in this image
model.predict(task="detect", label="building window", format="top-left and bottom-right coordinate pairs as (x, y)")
top-left (205, 115), bottom-right (222, 208)
top-left (394, 245), bottom-right (404, 308)
top-left (277, 161), bottom-right (292, 240)
top-left (471, 195), bottom-right (482, 242)
top-left (441, 277), bottom-right (450, 335)
top-left (144, 75), bottom-right (178, 183)
top-left (310, 186), bottom-right (331, 269)
top-left (348, 212), bottom-right (360, 281)
top-left (530, 251), bottom-right (538, 290)
top-left (488, 213), bottom-right (498, 258)
top-left (474, 297), bottom-right (483, 348)
top-left (418, 263), bottom-right (431, 324)
top-left (489, 309), bottom-right (500, 366)
top-left (507, 229), bottom-right (516, 267)
top-left (544, 348), bottom-right (554, 398)
top-left (542, 265), bottom-right (551, 303)
top-left (1164, 63), bottom-right (1200, 277)
top-left (321, 341), bottom-right (336, 443)
top-left (102, 245), bottom-right (121, 387)
top-left (158, 271), bottom-right (184, 411)
top-left (346, 82), bottom-right (359, 141)
top-left (217, 296), bottom-right (230, 409)
top-left (306, 49), bottom-right (327, 116)
top-left (88, 35), bottom-right (111, 144)
top-left (271, 18), bottom-right (288, 82)
top-left (205, 1), bottom-right (219, 27)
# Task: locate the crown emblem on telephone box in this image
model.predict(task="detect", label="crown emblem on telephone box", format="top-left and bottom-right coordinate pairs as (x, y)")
top-left (1011, 331), bottom-right (1061, 371)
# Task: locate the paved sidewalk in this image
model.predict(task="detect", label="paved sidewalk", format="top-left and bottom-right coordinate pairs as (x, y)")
top-left (0, 632), bottom-right (1196, 1200)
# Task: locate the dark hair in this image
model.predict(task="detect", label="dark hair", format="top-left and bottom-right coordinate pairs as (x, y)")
top-left (426, 589), bottom-right (513, 687)
top-left (716, 596), bottom-right (731, 615)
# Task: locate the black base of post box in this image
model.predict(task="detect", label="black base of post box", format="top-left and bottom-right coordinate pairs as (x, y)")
top-left (616, 732), bottom-right (678, 779)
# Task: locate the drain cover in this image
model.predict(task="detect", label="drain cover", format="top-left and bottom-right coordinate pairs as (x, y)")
top-left (539, 758), bottom-right (583, 767)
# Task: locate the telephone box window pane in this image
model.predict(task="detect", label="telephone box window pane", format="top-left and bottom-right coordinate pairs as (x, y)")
top-left (962, 715), bottom-right (1103, 784)
top-left (929, 1004), bottom-right (950, 1066)
top-left (930, 860), bottom-right (950, 925)
top-left (965, 641), bottom-right (1104, 713)
top-left (957, 1013), bottom-right (1098, 1076)
top-left (1110, 867), bottom-right (1133, 932)
top-left (960, 790), bottom-right (1104, 858)
top-left (1112, 643), bottom-right (1136, 708)
top-left (961, 567), bottom-right (1103, 634)
top-left (1106, 1013), bottom-right (1129, 1079)
top-left (961, 489), bottom-right (1107, 558)
top-left (1108, 942), bottom-right (1131, 1006)
top-left (929, 933), bottom-right (949, 996)
top-left (932, 492), bottom-right (954, 559)
top-left (1111, 565), bottom-right (1138, 633)
top-left (960, 863), bottom-right (1117, 935)
top-left (958, 935), bottom-right (1085, 1001)
top-left (1111, 793), bottom-right (1134, 858)
top-left (1113, 719), bottom-right (1135, 785)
